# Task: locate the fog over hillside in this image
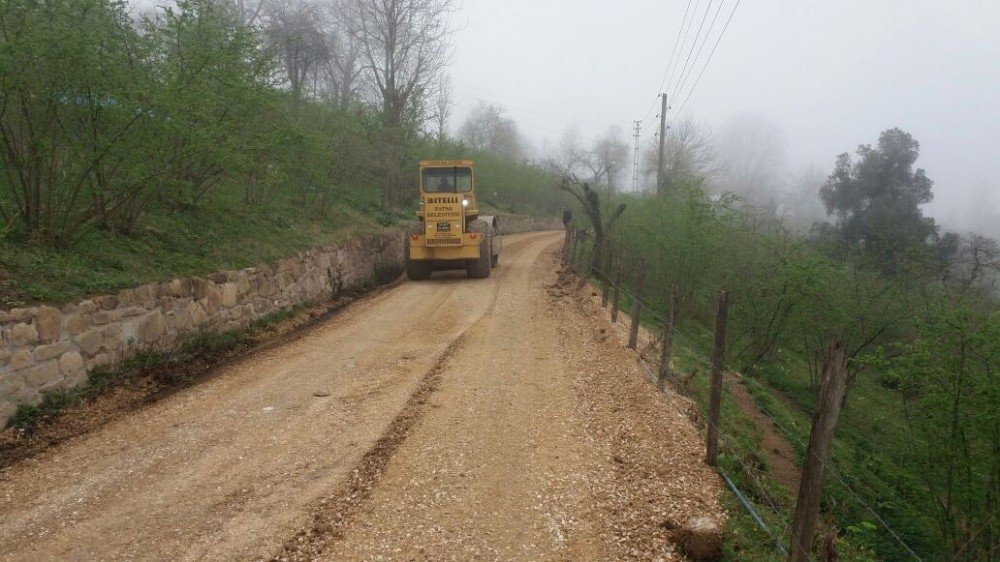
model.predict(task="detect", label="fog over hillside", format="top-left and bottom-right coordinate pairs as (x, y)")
top-left (448, 0), bottom-right (1000, 237)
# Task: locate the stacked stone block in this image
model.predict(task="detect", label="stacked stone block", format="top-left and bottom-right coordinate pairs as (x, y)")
top-left (0, 227), bottom-right (407, 424)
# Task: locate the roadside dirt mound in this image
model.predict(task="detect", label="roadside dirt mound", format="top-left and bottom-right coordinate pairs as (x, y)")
top-left (548, 264), bottom-right (726, 559)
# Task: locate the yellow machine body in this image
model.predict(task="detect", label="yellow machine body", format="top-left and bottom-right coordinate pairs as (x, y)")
top-left (410, 160), bottom-right (480, 261)
top-left (406, 160), bottom-right (500, 279)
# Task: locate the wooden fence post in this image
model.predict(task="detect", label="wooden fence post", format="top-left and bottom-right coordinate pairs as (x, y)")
top-left (628, 261), bottom-right (645, 350)
top-left (581, 240), bottom-right (591, 275)
top-left (561, 227), bottom-right (572, 265)
top-left (611, 257), bottom-right (623, 323)
top-left (601, 245), bottom-right (612, 307)
top-left (706, 290), bottom-right (729, 466)
top-left (566, 229), bottom-right (577, 269)
top-left (788, 341), bottom-right (848, 562)
top-left (657, 285), bottom-right (678, 390)
top-left (571, 233), bottom-right (583, 273)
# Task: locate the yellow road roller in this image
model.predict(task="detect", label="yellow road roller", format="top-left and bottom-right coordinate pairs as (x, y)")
top-left (405, 159), bottom-right (500, 280)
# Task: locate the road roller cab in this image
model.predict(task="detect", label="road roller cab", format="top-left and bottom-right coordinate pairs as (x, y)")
top-left (405, 160), bottom-right (500, 280)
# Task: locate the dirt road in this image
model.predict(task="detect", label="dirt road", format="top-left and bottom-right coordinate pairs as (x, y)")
top-left (0, 231), bottom-right (723, 561)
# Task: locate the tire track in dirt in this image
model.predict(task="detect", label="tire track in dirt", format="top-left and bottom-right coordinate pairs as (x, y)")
top-left (282, 237), bottom-right (726, 561)
top-left (271, 332), bottom-right (469, 561)
top-left (1, 232), bottom-right (727, 561)
top-left (0, 233), bottom-right (550, 561)
top-left (272, 234), bottom-right (551, 561)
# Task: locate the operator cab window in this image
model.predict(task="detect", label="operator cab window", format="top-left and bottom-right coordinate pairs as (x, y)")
top-left (423, 167), bottom-right (473, 193)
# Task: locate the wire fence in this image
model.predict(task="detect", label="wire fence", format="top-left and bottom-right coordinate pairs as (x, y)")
top-left (560, 227), bottom-right (922, 561)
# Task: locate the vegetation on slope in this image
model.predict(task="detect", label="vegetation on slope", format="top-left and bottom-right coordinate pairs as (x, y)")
top-left (567, 129), bottom-right (998, 560)
top-left (0, 0), bottom-right (568, 306)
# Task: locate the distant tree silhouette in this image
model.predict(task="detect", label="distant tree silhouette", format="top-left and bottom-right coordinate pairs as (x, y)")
top-left (819, 128), bottom-right (939, 274)
top-left (559, 177), bottom-right (625, 273)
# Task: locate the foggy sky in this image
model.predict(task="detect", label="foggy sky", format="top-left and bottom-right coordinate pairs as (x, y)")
top-left (449, 0), bottom-right (1000, 231)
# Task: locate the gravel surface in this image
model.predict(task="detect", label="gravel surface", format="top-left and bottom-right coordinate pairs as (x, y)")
top-left (1, 232), bottom-right (724, 561)
top-left (548, 270), bottom-right (727, 560)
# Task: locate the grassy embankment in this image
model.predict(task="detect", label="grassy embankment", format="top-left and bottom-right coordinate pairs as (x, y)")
top-left (566, 187), bottom-right (983, 560)
top-left (0, 187), bottom-right (388, 307)
top-left (0, 150), bottom-right (563, 307)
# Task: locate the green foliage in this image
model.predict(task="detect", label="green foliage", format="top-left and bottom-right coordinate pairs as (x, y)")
top-left (606, 187), bottom-right (735, 326)
top-left (593, 177), bottom-right (998, 560)
top-left (0, 0), bottom-right (561, 303)
top-left (0, 0), bottom-right (162, 244)
top-left (0, 0), bottom-right (560, 235)
top-left (427, 139), bottom-right (570, 215)
top-left (818, 128), bottom-right (942, 276)
top-left (887, 305), bottom-right (999, 559)
top-left (148, 0), bottom-right (279, 209)
top-left (0, 186), bottom-right (383, 305)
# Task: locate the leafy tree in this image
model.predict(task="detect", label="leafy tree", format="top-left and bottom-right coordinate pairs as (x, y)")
top-left (727, 236), bottom-right (824, 374)
top-left (0, 0), bottom-right (164, 244)
top-left (652, 116), bottom-right (716, 194)
top-left (819, 128), bottom-right (939, 275)
top-left (283, 100), bottom-right (380, 214)
top-left (262, 0), bottom-right (327, 97)
top-left (608, 186), bottom-right (737, 321)
top-left (429, 75), bottom-right (453, 143)
top-left (458, 101), bottom-right (523, 160)
top-left (148, 0), bottom-right (279, 208)
top-left (351, 0), bottom-right (454, 208)
top-left (942, 233), bottom-right (1000, 296)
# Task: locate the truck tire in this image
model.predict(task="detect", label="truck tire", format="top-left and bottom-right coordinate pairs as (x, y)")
top-left (404, 241), bottom-right (433, 280)
top-left (467, 220), bottom-right (492, 278)
top-left (467, 238), bottom-right (491, 278)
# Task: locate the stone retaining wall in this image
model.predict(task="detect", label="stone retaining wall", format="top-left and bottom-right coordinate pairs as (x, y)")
top-left (0, 217), bottom-right (561, 424)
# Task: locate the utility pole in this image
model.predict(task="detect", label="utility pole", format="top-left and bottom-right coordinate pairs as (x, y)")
top-left (631, 120), bottom-right (641, 192)
top-left (656, 93), bottom-right (667, 195)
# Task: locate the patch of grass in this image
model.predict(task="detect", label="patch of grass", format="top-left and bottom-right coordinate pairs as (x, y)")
top-left (0, 185), bottom-right (387, 306)
top-left (648, 309), bottom-right (935, 560)
top-left (752, 360), bottom-right (938, 559)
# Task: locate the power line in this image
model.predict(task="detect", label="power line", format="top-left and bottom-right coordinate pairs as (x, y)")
top-left (670, 0), bottom-right (727, 103)
top-left (662, 0), bottom-right (703, 104)
top-left (638, 0), bottom-right (695, 124)
top-left (631, 120), bottom-right (642, 192)
top-left (656, 0), bottom-right (696, 100)
top-left (675, 0), bottom-right (742, 116)
top-left (666, 0), bottom-right (714, 102)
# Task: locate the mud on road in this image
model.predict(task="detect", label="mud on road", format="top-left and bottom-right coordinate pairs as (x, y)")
top-left (0, 231), bottom-right (724, 561)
